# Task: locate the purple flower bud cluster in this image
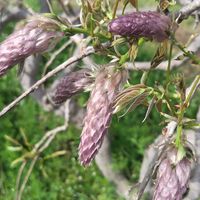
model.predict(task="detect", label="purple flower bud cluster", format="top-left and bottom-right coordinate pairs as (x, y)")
top-left (153, 147), bottom-right (191, 200)
top-left (0, 16), bottom-right (64, 77)
top-left (78, 69), bottom-right (127, 166)
top-left (52, 67), bottom-right (127, 166)
top-left (108, 11), bottom-right (171, 42)
top-left (52, 69), bottom-right (93, 104)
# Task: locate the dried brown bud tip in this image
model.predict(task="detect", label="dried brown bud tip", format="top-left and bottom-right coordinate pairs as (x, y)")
top-left (153, 147), bottom-right (191, 200)
top-left (108, 11), bottom-right (171, 42)
top-left (0, 15), bottom-right (64, 77)
top-left (52, 69), bottom-right (93, 104)
top-left (79, 68), bottom-right (127, 166)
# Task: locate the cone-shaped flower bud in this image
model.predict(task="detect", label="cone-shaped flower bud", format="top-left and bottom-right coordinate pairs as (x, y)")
top-left (52, 69), bottom-right (93, 104)
top-left (0, 15), bottom-right (64, 77)
top-left (153, 147), bottom-right (191, 200)
top-left (79, 68), bottom-right (127, 166)
top-left (108, 11), bottom-right (171, 42)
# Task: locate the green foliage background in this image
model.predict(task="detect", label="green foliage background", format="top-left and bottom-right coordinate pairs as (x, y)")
top-left (0, 1), bottom-right (200, 200)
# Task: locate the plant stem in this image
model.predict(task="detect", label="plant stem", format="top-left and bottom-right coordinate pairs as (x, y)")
top-left (175, 74), bottom-right (200, 147)
top-left (167, 41), bottom-right (173, 82)
top-left (65, 27), bottom-right (111, 40)
top-left (112, 0), bottom-right (120, 19)
top-left (175, 111), bottom-right (184, 147)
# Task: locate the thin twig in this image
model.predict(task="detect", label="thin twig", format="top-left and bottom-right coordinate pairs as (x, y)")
top-left (0, 46), bottom-right (97, 118)
top-left (42, 40), bottom-right (72, 77)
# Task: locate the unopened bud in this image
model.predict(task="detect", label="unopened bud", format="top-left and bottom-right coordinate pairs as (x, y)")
top-left (108, 11), bottom-right (171, 42)
top-left (79, 68), bottom-right (127, 166)
top-left (153, 147), bottom-right (191, 200)
top-left (0, 15), bottom-right (64, 77)
top-left (52, 69), bottom-right (93, 104)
